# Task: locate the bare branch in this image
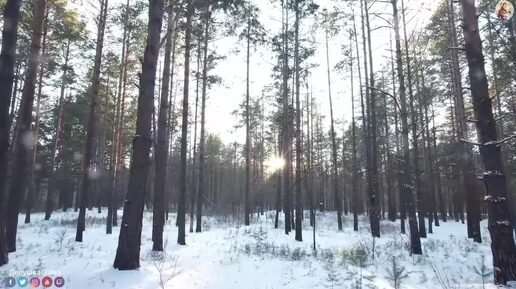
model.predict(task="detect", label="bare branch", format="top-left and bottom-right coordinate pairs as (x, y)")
top-left (363, 85), bottom-right (401, 111)
top-left (460, 139), bottom-right (482, 146)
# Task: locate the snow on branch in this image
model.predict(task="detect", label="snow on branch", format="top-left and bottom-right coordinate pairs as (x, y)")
top-left (459, 139), bottom-right (481, 146)
top-left (484, 195), bottom-right (507, 203)
top-left (460, 135), bottom-right (516, 147)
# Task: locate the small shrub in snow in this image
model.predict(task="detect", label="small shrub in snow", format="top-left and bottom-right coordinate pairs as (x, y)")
top-left (324, 256), bottom-right (342, 289)
top-left (340, 241), bottom-right (370, 267)
top-left (386, 256), bottom-right (409, 289)
top-left (279, 244), bottom-right (291, 259)
top-left (291, 248), bottom-right (306, 261)
top-left (148, 251), bottom-right (179, 289)
top-left (431, 263), bottom-right (459, 289)
top-left (52, 229), bottom-right (67, 252)
top-left (471, 255), bottom-right (492, 289)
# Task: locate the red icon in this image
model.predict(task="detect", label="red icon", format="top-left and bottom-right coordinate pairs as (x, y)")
top-left (41, 277), bottom-right (52, 288)
top-left (29, 277), bottom-right (40, 288)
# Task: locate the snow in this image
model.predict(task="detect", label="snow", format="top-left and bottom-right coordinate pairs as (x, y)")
top-left (1, 210), bottom-right (509, 289)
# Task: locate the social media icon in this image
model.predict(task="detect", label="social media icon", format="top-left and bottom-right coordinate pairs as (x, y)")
top-left (41, 276), bottom-right (52, 288)
top-left (17, 276), bottom-right (28, 287)
top-left (54, 277), bottom-right (65, 288)
top-left (4, 277), bottom-right (16, 288)
top-left (29, 277), bottom-right (40, 288)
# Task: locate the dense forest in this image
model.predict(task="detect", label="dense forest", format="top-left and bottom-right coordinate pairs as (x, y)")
top-left (0, 0), bottom-right (516, 287)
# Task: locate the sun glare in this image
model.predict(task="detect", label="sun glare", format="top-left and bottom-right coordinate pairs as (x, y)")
top-left (265, 156), bottom-right (285, 175)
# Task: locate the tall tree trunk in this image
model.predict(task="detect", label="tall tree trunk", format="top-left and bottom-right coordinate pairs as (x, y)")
top-left (350, 31), bottom-right (359, 232)
top-left (364, 0), bottom-right (380, 238)
top-left (25, 10), bottom-right (48, 224)
top-left (0, 0), bottom-right (21, 264)
top-left (108, 0), bottom-right (132, 233)
top-left (448, 0), bottom-right (481, 242)
top-left (388, 29), bottom-right (398, 223)
top-left (152, 2), bottom-right (173, 251)
top-left (76, 0), bottom-right (108, 242)
top-left (6, 0), bottom-right (46, 253)
top-left (113, 0), bottom-right (164, 269)
top-left (305, 83), bottom-right (314, 227)
top-left (400, 0), bottom-right (426, 238)
top-left (325, 27), bottom-right (342, 231)
top-left (196, 11), bottom-right (210, 233)
top-left (46, 40), bottom-right (70, 221)
top-left (487, 15), bottom-right (516, 236)
top-left (244, 9), bottom-right (251, 227)
top-left (431, 105), bottom-right (446, 222)
top-left (189, 38), bottom-right (200, 233)
top-left (458, 0), bottom-right (516, 284)
top-left (392, 0), bottom-right (421, 255)
top-left (177, 0), bottom-right (193, 245)
top-left (294, 0), bottom-right (302, 241)
top-left (281, 0), bottom-right (291, 235)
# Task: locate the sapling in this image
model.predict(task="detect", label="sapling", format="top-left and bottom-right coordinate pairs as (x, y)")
top-left (386, 256), bottom-right (409, 289)
top-left (324, 256), bottom-right (342, 289)
top-left (472, 255), bottom-right (492, 289)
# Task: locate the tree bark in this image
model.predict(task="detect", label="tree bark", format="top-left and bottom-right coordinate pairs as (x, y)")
top-left (244, 8), bottom-right (251, 227)
top-left (0, 0), bottom-right (21, 264)
top-left (350, 30), bottom-right (359, 232)
top-left (294, 0), bottom-right (302, 241)
top-left (177, 0), bottom-right (194, 245)
top-left (325, 26), bottom-right (342, 231)
top-left (6, 0), bottom-right (46, 253)
top-left (152, 1), bottom-right (173, 251)
top-left (401, 0), bottom-right (426, 238)
top-left (26, 9), bottom-right (48, 224)
top-left (196, 10), bottom-right (210, 233)
top-left (113, 0), bottom-right (164, 269)
top-left (281, 0), bottom-right (291, 235)
top-left (392, 0), bottom-right (422, 255)
top-left (365, 0), bottom-right (380, 238)
top-left (75, 0), bottom-right (108, 242)
top-left (458, 0), bottom-right (516, 284)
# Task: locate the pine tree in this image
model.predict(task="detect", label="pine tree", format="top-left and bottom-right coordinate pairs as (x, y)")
top-left (113, 0), bottom-right (164, 269)
top-left (458, 0), bottom-right (516, 283)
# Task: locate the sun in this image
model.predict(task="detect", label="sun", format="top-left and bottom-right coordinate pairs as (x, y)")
top-left (265, 156), bottom-right (285, 175)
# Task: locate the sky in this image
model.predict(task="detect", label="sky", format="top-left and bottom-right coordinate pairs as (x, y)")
top-left (205, 0), bottom-right (441, 145)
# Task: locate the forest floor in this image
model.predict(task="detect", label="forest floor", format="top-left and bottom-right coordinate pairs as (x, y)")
top-left (1, 210), bottom-right (506, 289)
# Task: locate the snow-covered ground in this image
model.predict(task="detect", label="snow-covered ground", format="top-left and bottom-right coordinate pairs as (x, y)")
top-left (1, 210), bottom-right (505, 289)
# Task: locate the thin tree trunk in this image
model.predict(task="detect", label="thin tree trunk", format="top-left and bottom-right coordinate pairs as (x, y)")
top-left (152, 1), bottom-right (173, 251)
top-left (392, 0), bottom-right (422, 255)
top-left (108, 0), bottom-right (131, 233)
top-left (45, 40), bottom-right (70, 221)
top-left (294, 0), bottom-right (302, 241)
top-left (325, 27), bottom-right (342, 231)
top-left (177, 0), bottom-right (193, 245)
top-left (76, 0), bottom-right (108, 242)
top-left (189, 38), bottom-right (200, 233)
top-left (281, 0), bottom-right (291, 235)
top-left (244, 8), bottom-right (251, 227)
top-left (350, 31), bottom-right (359, 232)
top-left (196, 11), bottom-right (210, 233)
top-left (25, 10), bottom-right (48, 224)
top-left (401, 0), bottom-right (426, 238)
top-left (365, 0), bottom-right (380, 238)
